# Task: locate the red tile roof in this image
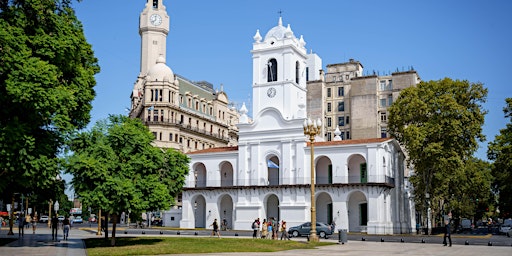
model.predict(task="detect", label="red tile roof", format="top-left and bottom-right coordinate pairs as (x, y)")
top-left (188, 138), bottom-right (392, 155)
top-left (188, 146), bottom-right (238, 155)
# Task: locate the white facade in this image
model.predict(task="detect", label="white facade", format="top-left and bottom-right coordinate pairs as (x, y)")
top-left (179, 17), bottom-right (416, 235)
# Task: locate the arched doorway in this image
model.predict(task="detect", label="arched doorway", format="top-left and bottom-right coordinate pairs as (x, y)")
top-left (219, 194), bottom-right (233, 230)
top-left (347, 154), bottom-right (366, 183)
top-left (267, 156), bottom-right (280, 185)
top-left (194, 163), bottom-right (207, 187)
top-left (347, 191), bottom-right (367, 232)
top-left (193, 195), bottom-right (206, 228)
top-left (316, 192), bottom-right (334, 225)
top-left (220, 161), bottom-right (234, 187)
top-left (265, 194), bottom-right (280, 221)
top-left (316, 156), bottom-right (333, 184)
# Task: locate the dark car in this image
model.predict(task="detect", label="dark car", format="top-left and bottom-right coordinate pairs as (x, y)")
top-left (288, 222), bottom-right (332, 238)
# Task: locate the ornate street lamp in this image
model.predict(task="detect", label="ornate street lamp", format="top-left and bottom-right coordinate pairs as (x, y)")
top-left (303, 117), bottom-right (322, 242)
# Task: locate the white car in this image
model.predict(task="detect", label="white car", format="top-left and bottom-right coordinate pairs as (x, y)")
top-left (39, 215), bottom-right (49, 223)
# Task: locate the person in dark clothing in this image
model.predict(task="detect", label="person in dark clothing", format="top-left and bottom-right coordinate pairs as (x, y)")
top-left (443, 220), bottom-right (452, 247)
top-left (51, 215), bottom-right (59, 240)
top-left (62, 216), bottom-right (71, 240)
top-left (210, 219), bottom-right (220, 238)
top-left (252, 219), bottom-right (259, 238)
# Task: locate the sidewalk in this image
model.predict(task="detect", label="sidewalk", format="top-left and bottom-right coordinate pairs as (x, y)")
top-left (0, 225), bottom-right (88, 256)
top-left (1, 226), bottom-right (511, 256)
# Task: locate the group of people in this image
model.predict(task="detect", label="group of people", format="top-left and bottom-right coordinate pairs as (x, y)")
top-left (16, 214), bottom-right (38, 237)
top-left (50, 215), bottom-right (71, 240)
top-left (251, 217), bottom-right (290, 240)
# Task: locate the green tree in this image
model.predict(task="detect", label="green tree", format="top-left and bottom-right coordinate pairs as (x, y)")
top-left (488, 98), bottom-right (512, 218)
top-left (65, 115), bottom-right (189, 246)
top-left (388, 78), bottom-right (488, 226)
top-left (0, 0), bottom-right (99, 202)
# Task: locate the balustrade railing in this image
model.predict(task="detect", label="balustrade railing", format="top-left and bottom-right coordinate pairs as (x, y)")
top-left (189, 175), bottom-right (395, 188)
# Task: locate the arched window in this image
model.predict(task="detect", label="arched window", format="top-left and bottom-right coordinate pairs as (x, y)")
top-left (295, 61), bottom-right (300, 84)
top-left (267, 59), bottom-right (277, 82)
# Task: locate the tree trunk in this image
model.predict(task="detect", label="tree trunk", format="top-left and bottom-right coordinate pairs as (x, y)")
top-left (111, 214), bottom-right (117, 246)
top-left (104, 213), bottom-right (109, 240)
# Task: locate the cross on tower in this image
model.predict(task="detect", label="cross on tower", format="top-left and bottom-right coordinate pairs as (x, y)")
top-left (278, 10), bottom-right (283, 17)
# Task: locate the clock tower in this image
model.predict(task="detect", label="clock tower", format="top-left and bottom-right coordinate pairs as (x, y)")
top-left (139, 0), bottom-right (170, 75)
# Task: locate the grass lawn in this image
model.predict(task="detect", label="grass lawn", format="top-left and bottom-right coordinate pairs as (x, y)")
top-left (85, 236), bottom-right (331, 256)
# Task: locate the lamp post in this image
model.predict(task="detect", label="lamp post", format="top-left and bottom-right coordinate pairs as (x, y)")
top-left (303, 117), bottom-right (322, 242)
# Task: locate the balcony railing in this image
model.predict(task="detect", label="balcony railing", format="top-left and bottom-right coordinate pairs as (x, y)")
top-left (188, 175), bottom-right (395, 189)
top-left (145, 118), bottom-right (230, 142)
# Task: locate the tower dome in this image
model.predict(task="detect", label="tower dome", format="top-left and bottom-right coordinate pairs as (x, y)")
top-left (147, 55), bottom-right (174, 82)
top-left (264, 17), bottom-right (295, 41)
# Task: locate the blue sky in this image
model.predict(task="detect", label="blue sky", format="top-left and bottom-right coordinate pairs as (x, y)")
top-left (73, 0), bottom-right (511, 160)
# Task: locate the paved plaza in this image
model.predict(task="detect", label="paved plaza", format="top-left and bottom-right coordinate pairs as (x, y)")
top-left (1, 226), bottom-right (511, 256)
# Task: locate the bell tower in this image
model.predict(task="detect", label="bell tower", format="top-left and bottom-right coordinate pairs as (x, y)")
top-left (139, 0), bottom-right (170, 75)
top-left (251, 17), bottom-right (308, 120)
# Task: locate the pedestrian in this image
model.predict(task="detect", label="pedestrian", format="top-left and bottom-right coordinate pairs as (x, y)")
top-left (443, 219), bottom-right (452, 247)
top-left (252, 219), bottom-right (259, 238)
top-left (63, 216), bottom-right (71, 240)
top-left (267, 220), bottom-right (273, 239)
top-left (210, 218), bottom-right (220, 238)
top-left (222, 218), bottom-right (228, 231)
top-left (272, 217), bottom-right (278, 239)
top-left (261, 219), bottom-right (268, 239)
top-left (51, 215), bottom-right (59, 240)
top-left (32, 215), bottom-right (37, 234)
top-left (18, 214), bottom-right (24, 237)
top-left (280, 220), bottom-right (290, 240)
top-left (25, 214), bottom-right (31, 229)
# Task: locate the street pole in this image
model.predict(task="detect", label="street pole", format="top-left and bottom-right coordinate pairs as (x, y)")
top-left (7, 195), bottom-right (14, 235)
top-left (97, 209), bottom-right (102, 235)
top-left (48, 199), bottom-right (52, 228)
top-left (304, 118), bottom-right (322, 242)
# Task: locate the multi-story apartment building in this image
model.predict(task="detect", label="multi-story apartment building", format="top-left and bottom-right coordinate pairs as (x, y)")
top-left (309, 60), bottom-right (420, 142)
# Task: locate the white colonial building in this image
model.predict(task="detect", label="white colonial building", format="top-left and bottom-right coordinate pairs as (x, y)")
top-left (178, 17), bottom-right (416, 235)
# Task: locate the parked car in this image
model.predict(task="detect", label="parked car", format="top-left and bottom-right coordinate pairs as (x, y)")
top-left (88, 216), bottom-right (96, 223)
top-left (288, 222), bottom-right (332, 238)
top-left (39, 215), bottom-right (49, 223)
top-left (151, 219), bottom-right (163, 226)
top-left (499, 219), bottom-right (512, 234)
top-left (73, 216), bottom-right (83, 224)
top-left (458, 218), bottom-right (472, 233)
top-left (58, 216), bottom-right (65, 222)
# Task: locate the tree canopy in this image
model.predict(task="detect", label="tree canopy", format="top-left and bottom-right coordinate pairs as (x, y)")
top-left (488, 98), bottom-right (512, 218)
top-left (0, 0), bottom-right (99, 199)
top-left (65, 115), bottom-right (189, 245)
top-left (388, 78), bottom-right (489, 222)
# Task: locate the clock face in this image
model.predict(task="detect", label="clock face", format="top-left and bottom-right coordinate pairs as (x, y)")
top-left (150, 14), bottom-right (162, 26)
top-left (267, 87), bottom-right (276, 98)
